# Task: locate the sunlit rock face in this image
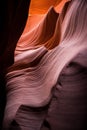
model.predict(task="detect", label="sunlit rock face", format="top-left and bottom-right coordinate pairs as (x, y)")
top-left (15, 0), bottom-right (70, 55)
top-left (29, 0), bottom-right (62, 14)
top-left (20, 0), bottom-right (70, 38)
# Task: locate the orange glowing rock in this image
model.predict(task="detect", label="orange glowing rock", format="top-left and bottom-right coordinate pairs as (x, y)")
top-left (29, 0), bottom-right (62, 14)
top-left (23, 0), bottom-right (70, 34)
